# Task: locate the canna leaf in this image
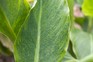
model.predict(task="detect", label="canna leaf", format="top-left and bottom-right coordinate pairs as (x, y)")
top-left (0, 0), bottom-right (30, 42)
top-left (80, 54), bottom-right (93, 62)
top-left (14, 0), bottom-right (71, 62)
top-left (0, 8), bottom-right (16, 42)
top-left (62, 52), bottom-right (77, 62)
top-left (63, 29), bottom-right (93, 62)
top-left (70, 29), bottom-right (93, 59)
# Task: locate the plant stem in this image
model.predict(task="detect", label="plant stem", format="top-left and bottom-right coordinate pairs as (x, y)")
top-left (88, 17), bottom-right (93, 33)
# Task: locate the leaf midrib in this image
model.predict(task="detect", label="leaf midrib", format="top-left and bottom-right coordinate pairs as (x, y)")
top-left (34, 0), bottom-right (42, 62)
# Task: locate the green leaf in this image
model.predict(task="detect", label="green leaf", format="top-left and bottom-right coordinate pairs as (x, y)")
top-left (0, 8), bottom-right (16, 42)
top-left (63, 52), bottom-right (93, 62)
top-left (12, 0), bottom-right (31, 34)
top-left (62, 52), bottom-right (77, 62)
top-left (0, 0), bottom-right (30, 41)
top-left (63, 29), bottom-right (93, 62)
top-left (63, 28), bottom-right (93, 62)
top-left (82, 0), bottom-right (93, 16)
top-left (70, 29), bottom-right (93, 59)
top-left (14, 0), bottom-right (70, 62)
top-left (80, 54), bottom-right (93, 62)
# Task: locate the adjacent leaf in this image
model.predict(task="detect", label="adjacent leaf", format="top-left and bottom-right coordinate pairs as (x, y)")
top-left (14, 0), bottom-right (70, 62)
top-left (0, 8), bottom-right (16, 42)
top-left (12, 0), bottom-right (31, 34)
top-left (0, 0), bottom-right (30, 42)
top-left (70, 29), bottom-right (93, 59)
top-left (80, 54), bottom-right (93, 62)
top-left (63, 29), bottom-right (93, 62)
top-left (82, 0), bottom-right (93, 16)
top-left (62, 52), bottom-right (77, 62)
top-left (63, 52), bottom-right (93, 62)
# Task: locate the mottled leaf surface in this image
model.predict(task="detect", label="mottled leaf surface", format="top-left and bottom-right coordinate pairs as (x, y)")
top-left (14, 0), bottom-right (70, 62)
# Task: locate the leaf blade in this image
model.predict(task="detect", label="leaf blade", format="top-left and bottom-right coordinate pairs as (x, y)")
top-left (70, 29), bottom-right (93, 59)
top-left (0, 0), bottom-right (30, 42)
top-left (14, 0), bottom-right (70, 62)
top-left (0, 8), bottom-right (16, 42)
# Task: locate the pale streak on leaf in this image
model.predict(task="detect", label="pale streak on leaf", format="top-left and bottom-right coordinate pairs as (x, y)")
top-left (0, 33), bottom-right (13, 52)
